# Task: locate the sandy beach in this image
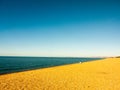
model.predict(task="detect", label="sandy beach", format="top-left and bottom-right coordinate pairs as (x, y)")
top-left (0, 58), bottom-right (120, 90)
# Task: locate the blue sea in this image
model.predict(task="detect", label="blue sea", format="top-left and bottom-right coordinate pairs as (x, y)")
top-left (0, 56), bottom-right (103, 74)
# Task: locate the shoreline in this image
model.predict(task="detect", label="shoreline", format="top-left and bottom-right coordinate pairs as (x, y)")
top-left (0, 57), bottom-right (103, 75)
top-left (0, 58), bottom-right (120, 90)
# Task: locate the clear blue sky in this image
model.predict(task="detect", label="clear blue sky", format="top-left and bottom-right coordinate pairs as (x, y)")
top-left (0, 0), bottom-right (120, 57)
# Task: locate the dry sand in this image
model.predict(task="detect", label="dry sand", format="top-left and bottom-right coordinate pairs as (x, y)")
top-left (0, 58), bottom-right (120, 90)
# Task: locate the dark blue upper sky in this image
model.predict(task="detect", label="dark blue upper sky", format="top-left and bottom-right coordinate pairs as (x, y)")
top-left (0, 0), bottom-right (120, 57)
top-left (0, 0), bottom-right (120, 29)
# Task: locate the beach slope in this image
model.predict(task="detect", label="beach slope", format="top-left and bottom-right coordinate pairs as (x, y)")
top-left (0, 58), bottom-right (120, 90)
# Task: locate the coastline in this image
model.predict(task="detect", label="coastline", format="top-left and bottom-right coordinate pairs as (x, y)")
top-left (0, 58), bottom-right (120, 90)
top-left (0, 57), bottom-right (103, 75)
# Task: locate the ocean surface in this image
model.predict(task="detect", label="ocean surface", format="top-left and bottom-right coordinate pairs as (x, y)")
top-left (0, 56), bottom-right (103, 74)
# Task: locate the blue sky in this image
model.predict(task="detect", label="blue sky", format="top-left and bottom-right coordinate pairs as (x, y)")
top-left (0, 0), bottom-right (120, 57)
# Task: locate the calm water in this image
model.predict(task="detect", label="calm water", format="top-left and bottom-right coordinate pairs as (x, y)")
top-left (0, 56), bottom-right (103, 74)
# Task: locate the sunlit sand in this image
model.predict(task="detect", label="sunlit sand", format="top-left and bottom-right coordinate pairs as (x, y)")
top-left (0, 58), bottom-right (120, 90)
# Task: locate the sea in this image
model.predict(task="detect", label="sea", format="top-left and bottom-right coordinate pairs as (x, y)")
top-left (0, 56), bottom-right (103, 74)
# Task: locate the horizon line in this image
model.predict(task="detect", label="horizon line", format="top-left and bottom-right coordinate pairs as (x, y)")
top-left (0, 55), bottom-right (115, 58)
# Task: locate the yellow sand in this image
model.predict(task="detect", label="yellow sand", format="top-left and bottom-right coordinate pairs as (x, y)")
top-left (0, 58), bottom-right (120, 90)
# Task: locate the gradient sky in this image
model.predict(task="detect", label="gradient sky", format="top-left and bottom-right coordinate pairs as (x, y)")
top-left (0, 0), bottom-right (120, 57)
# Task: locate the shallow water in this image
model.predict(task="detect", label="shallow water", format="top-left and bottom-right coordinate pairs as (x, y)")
top-left (0, 56), bottom-right (103, 74)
